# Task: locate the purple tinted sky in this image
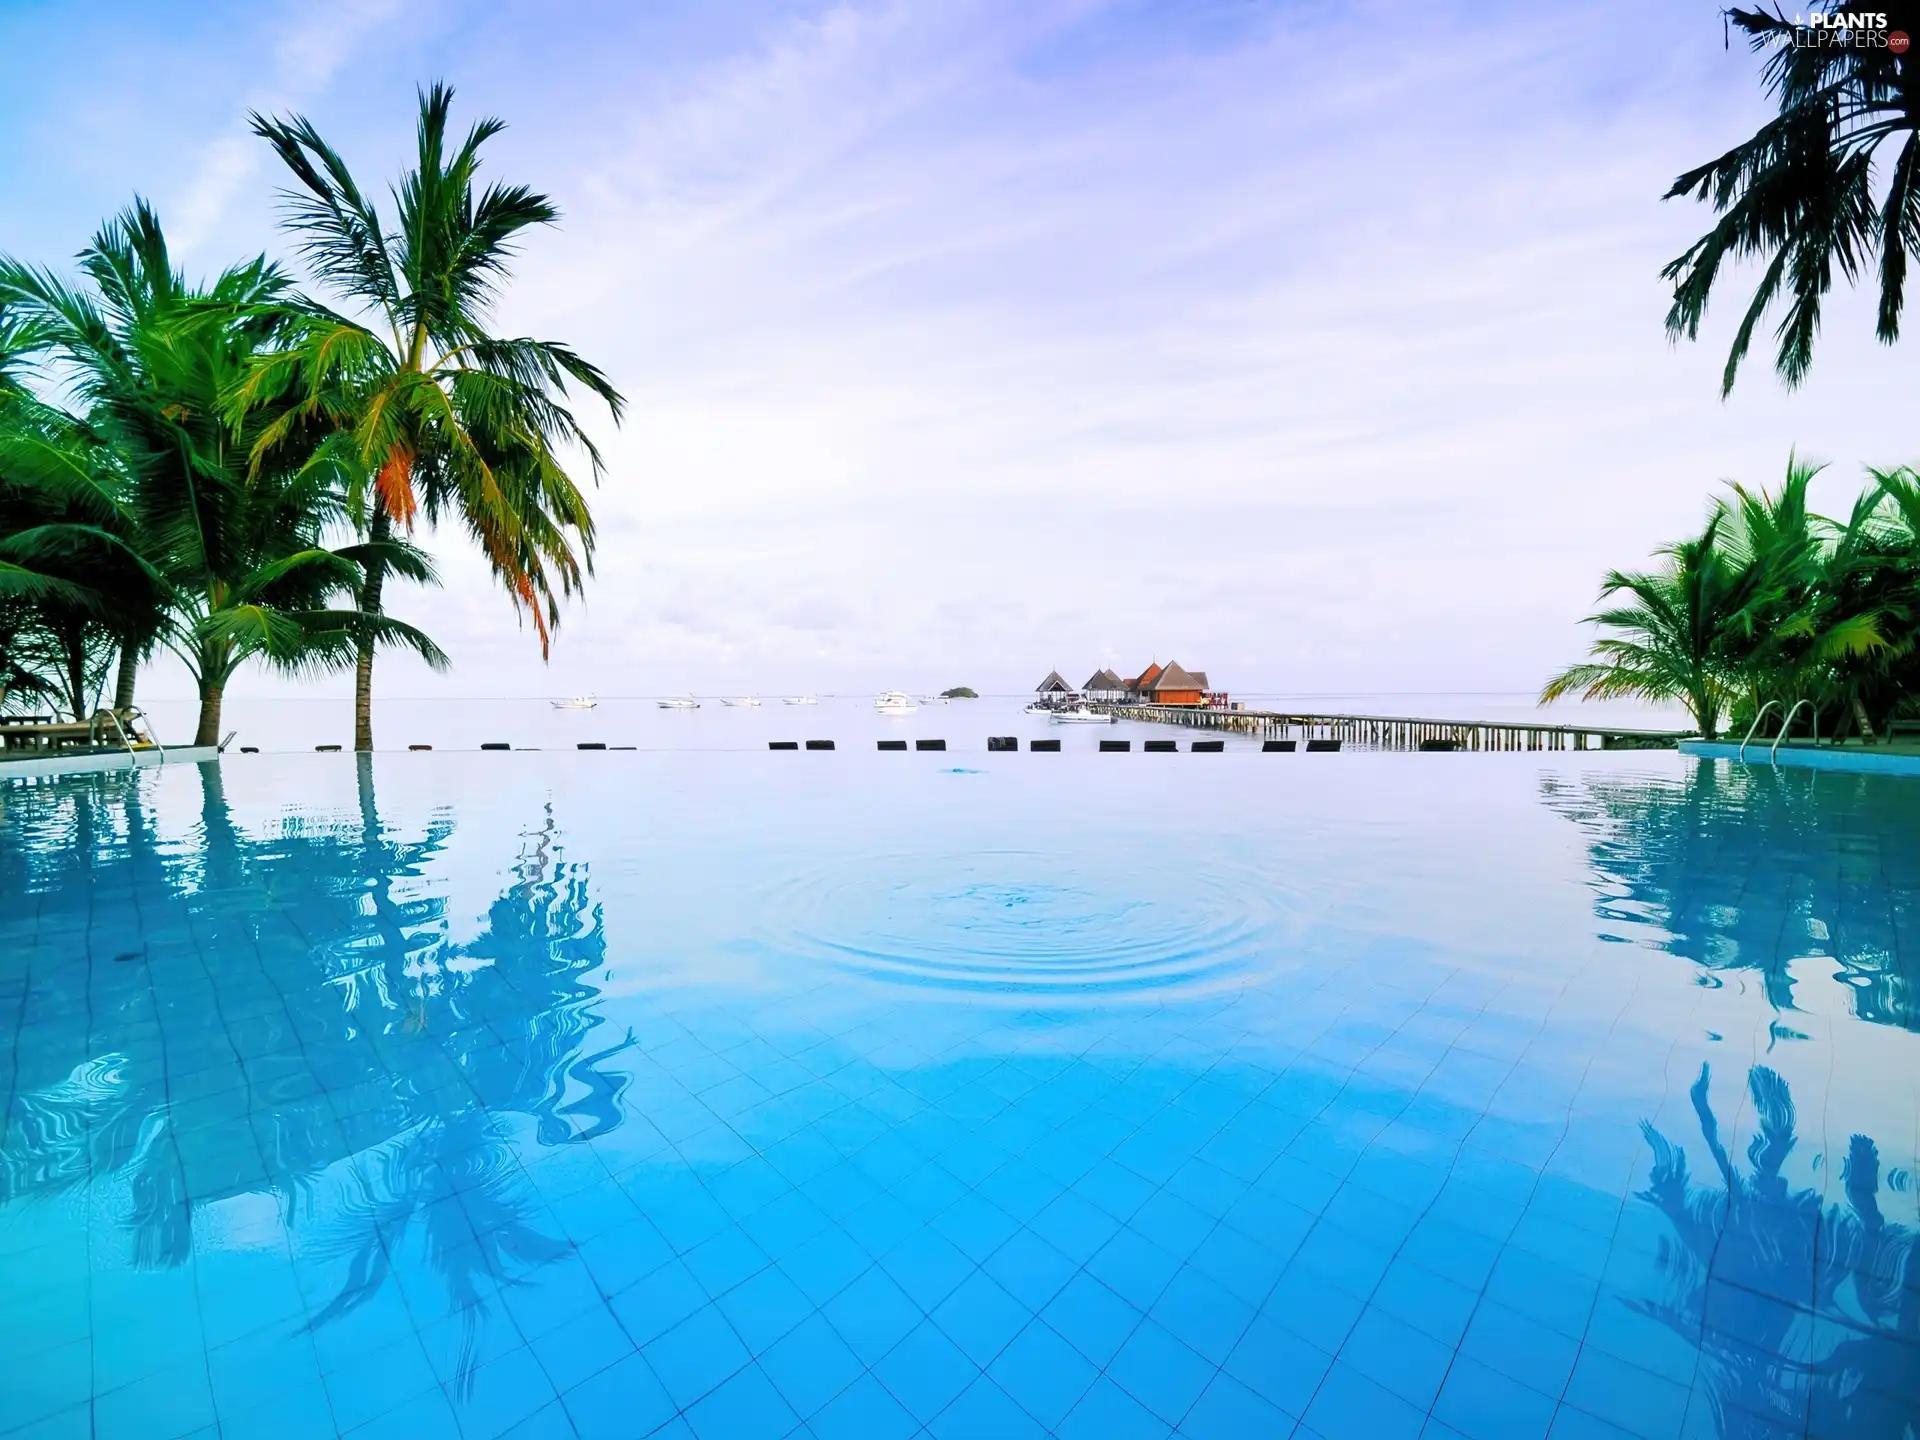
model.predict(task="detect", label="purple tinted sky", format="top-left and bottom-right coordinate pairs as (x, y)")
top-left (3, 0), bottom-right (1912, 701)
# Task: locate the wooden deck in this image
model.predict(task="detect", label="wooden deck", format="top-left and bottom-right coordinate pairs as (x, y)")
top-left (1094, 704), bottom-right (1689, 751)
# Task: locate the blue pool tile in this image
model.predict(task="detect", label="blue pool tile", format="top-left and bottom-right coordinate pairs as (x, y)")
top-left (608, 1258), bottom-right (709, 1346)
top-left (1549, 1408), bottom-right (1645, 1440)
top-left (219, 1381), bottom-right (339, 1440)
top-left (933, 1191), bottom-right (1021, 1261)
top-left (1337, 1305), bottom-right (1454, 1409)
top-left (642, 1302), bottom-right (751, 1409)
top-left (931, 1268), bottom-right (1031, 1365)
top-left (682, 1362), bottom-right (799, 1440)
top-left (1370, 1258), bottom-right (1480, 1347)
top-left (683, 1225), bottom-right (772, 1296)
top-left (1431, 1355), bottom-right (1558, 1440)
top-left (1301, 1359), bottom-right (1428, 1440)
top-left (781, 1224), bottom-right (872, 1303)
top-left (821, 1265), bottom-right (921, 1363)
top-left (0, 1328), bottom-right (89, 1436)
top-left (1043, 1270), bottom-right (1144, 1366)
top-left (806, 1372), bottom-right (920, 1440)
top-left (560, 1350), bottom-right (677, 1440)
top-left (1260, 1263), bottom-right (1366, 1353)
top-left (1460, 1297), bottom-right (1582, 1394)
top-left (1149, 1263), bottom-right (1256, 1364)
top-left (93, 1364), bottom-right (217, 1440)
top-left (1174, 1371), bottom-right (1292, 1439)
top-left (1087, 1226), bottom-right (1185, 1310)
top-left (1056, 1375), bottom-right (1175, 1440)
top-left (874, 1317), bottom-right (979, 1421)
top-left (930, 1375), bottom-right (1049, 1440)
top-left (757, 1314), bottom-right (863, 1418)
top-left (447, 1345), bottom-right (559, 1440)
top-left (982, 1226), bottom-right (1078, 1309)
top-left (881, 1226), bottom-right (977, 1310)
top-left (342, 1385), bottom-right (464, 1440)
top-left (1110, 1317), bottom-right (1217, 1425)
top-left (714, 1261), bottom-right (816, 1351)
top-left (496, 1400), bottom-right (576, 1440)
top-left (1561, 1348), bottom-right (1692, 1439)
top-left (526, 1301), bottom-right (635, 1393)
top-left (1222, 1314), bottom-right (1332, 1418)
top-left (322, 1342), bottom-right (443, 1434)
top-left (1030, 1190), bottom-right (1124, 1263)
top-left (988, 1318), bottom-right (1101, 1428)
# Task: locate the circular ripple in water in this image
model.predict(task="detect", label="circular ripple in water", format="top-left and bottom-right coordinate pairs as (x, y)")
top-left (759, 849), bottom-right (1291, 1000)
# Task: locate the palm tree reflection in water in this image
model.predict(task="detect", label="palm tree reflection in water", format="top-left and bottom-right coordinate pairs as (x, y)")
top-left (1542, 765), bottom-right (1918, 1033)
top-left (1638, 1064), bottom-right (1918, 1437)
top-left (0, 760), bottom-right (635, 1393)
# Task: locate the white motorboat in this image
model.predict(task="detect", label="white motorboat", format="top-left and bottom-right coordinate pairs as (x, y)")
top-left (1049, 706), bottom-right (1114, 725)
top-left (550, 695), bottom-right (598, 711)
top-left (782, 695), bottom-right (818, 706)
top-left (875, 690), bottom-right (919, 714)
top-left (657, 696), bottom-right (700, 710)
top-left (721, 696), bottom-right (762, 707)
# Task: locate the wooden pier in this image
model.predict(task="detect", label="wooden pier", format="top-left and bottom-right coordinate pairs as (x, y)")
top-left (1095, 704), bottom-right (1688, 752)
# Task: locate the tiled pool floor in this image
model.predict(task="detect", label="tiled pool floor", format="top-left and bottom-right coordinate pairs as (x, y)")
top-left (0, 754), bottom-right (1915, 1438)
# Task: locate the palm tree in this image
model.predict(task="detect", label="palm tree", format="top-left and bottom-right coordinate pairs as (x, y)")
top-left (0, 203), bottom-right (446, 745)
top-left (1541, 511), bottom-right (1768, 737)
top-left (240, 84), bottom-right (625, 751)
top-left (1664, 8), bottom-right (1920, 392)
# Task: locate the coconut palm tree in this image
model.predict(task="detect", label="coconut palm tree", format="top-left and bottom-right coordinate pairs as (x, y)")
top-left (1664, 7), bottom-right (1920, 392)
top-left (240, 84), bottom-right (625, 751)
top-left (0, 203), bottom-right (447, 744)
top-left (1541, 510), bottom-right (1771, 737)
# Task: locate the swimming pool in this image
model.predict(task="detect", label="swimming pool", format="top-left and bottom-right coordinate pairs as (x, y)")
top-left (1, 753), bottom-right (1914, 1439)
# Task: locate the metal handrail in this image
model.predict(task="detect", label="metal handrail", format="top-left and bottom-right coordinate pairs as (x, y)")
top-left (1738, 701), bottom-right (1781, 761)
top-left (1771, 699), bottom-right (1815, 764)
top-left (89, 709), bottom-right (139, 762)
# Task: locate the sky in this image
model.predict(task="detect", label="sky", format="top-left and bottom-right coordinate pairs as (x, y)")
top-left (3, 0), bottom-right (1916, 703)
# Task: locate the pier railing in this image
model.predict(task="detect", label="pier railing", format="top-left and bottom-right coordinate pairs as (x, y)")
top-left (1094, 704), bottom-right (1690, 751)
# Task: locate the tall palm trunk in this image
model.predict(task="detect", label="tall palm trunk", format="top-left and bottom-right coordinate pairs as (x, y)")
top-left (112, 641), bottom-right (139, 711)
top-left (194, 681), bottom-right (223, 748)
top-left (61, 628), bottom-right (87, 722)
top-left (354, 510), bottom-right (392, 752)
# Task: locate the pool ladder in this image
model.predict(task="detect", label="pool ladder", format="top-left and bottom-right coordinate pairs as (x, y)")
top-left (89, 708), bottom-right (166, 767)
top-left (1735, 699), bottom-right (1816, 764)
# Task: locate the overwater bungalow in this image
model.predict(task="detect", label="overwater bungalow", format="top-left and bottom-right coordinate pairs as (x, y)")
top-left (1035, 670), bottom-right (1075, 698)
top-left (1143, 660), bottom-right (1209, 705)
top-left (1083, 668), bottom-right (1127, 702)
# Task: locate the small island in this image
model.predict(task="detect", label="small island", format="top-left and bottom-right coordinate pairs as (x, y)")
top-left (941, 687), bottom-right (978, 699)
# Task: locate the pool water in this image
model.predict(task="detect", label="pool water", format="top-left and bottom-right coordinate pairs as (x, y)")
top-left (0, 753), bottom-right (1914, 1440)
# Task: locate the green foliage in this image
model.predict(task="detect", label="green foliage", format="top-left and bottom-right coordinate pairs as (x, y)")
top-left (242, 84), bottom-right (623, 749)
top-left (0, 202), bottom-right (446, 741)
top-left (1545, 455), bottom-right (1920, 741)
top-left (1665, 8), bottom-right (1920, 392)
top-left (941, 686), bottom-right (978, 698)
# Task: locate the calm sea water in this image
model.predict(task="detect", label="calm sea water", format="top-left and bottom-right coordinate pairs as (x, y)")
top-left (0, 751), bottom-right (1912, 1439)
top-left (131, 692), bottom-right (1688, 754)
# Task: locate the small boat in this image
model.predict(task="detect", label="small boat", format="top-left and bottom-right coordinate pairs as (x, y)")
top-left (657, 696), bottom-right (700, 710)
top-left (1050, 706), bottom-right (1114, 725)
top-left (550, 695), bottom-right (598, 711)
top-left (1022, 701), bottom-right (1056, 716)
top-left (721, 696), bottom-right (762, 707)
top-left (875, 690), bottom-right (919, 714)
top-left (782, 695), bottom-right (817, 706)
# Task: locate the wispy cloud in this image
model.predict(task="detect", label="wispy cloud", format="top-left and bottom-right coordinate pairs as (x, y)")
top-left (169, 0), bottom-right (407, 254)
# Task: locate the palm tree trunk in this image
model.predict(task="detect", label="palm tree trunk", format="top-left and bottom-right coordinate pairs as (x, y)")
top-left (63, 631), bottom-right (87, 723)
top-left (194, 681), bottom-right (223, 748)
top-left (112, 641), bottom-right (140, 711)
top-left (354, 512), bottom-right (391, 753)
